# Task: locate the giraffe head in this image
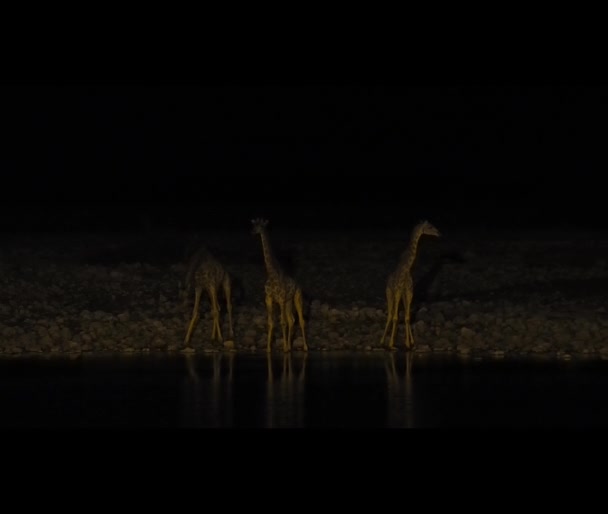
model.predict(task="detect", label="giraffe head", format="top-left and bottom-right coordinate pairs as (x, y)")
top-left (251, 218), bottom-right (269, 235)
top-left (416, 220), bottom-right (441, 238)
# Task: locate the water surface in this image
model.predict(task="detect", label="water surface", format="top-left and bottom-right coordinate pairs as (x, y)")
top-left (1, 352), bottom-right (607, 428)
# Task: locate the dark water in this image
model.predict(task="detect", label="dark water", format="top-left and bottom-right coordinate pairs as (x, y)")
top-left (1, 352), bottom-right (608, 428)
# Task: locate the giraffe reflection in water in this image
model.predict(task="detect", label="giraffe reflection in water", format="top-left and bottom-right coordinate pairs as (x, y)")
top-left (180, 353), bottom-right (234, 428)
top-left (385, 351), bottom-right (415, 428)
top-left (265, 352), bottom-right (308, 428)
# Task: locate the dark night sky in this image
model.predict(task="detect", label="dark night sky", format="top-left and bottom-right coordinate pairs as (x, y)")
top-left (1, 83), bottom-right (606, 231)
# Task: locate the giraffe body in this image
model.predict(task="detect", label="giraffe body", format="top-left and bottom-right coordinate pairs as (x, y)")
top-left (183, 247), bottom-right (234, 345)
top-left (252, 218), bottom-right (308, 353)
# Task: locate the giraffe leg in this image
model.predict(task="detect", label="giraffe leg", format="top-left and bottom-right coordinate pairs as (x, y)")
top-left (389, 290), bottom-right (402, 350)
top-left (266, 353), bottom-right (275, 428)
top-left (212, 353), bottom-right (221, 381)
top-left (299, 352), bottom-right (308, 384)
top-left (209, 287), bottom-right (223, 342)
top-left (401, 294), bottom-right (408, 348)
top-left (184, 287), bottom-right (202, 344)
top-left (208, 289), bottom-right (218, 341)
top-left (381, 286), bottom-right (395, 347)
top-left (294, 288), bottom-right (308, 352)
top-left (390, 351), bottom-right (397, 378)
top-left (265, 293), bottom-right (274, 352)
top-left (384, 352), bottom-right (397, 385)
top-left (185, 354), bottom-right (199, 383)
top-left (285, 299), bottom-right (295, 352)
top-left (227, 352), bottom-right (234, 381)
top-left (279, 302), bottom-right (289, 353)
top-left (404, 287), bottom-right (414, 350)
top-left (282, 352), bottom-right (290, 378)
top-left (222, 274), bottom-right (234, 339)
top-left (405, 351), bottom-right (414, 379)
top-left (267, 352), bottom-right (273, 382)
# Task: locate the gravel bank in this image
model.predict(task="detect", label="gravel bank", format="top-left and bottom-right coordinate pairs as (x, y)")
top-left (1, 228), bottom-right (608, 360)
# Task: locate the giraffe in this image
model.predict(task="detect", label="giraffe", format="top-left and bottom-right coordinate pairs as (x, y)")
top-left (266, 352), bottom-right (307, 428)
top-left (251, 218), bottom-right (308, 353)
top-left (183, 245), bottom-right (234, 345)
top-left (381, 220), bottom-right (440, 350)
top-left (385, 351), bottom-right (415, 428)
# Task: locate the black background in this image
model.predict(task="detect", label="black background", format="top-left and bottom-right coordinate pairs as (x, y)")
top-left (1, 83), bottom-right (605, 232)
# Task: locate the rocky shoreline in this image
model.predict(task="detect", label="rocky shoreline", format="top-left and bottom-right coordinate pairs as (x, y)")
top-left (1, 228), bottom-right (608, 360)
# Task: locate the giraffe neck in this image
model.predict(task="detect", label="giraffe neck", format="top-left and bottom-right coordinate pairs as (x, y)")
top-left (398, 227), bottom-right (423, 273)
top-left (259, 230), bottom-right (279, 277)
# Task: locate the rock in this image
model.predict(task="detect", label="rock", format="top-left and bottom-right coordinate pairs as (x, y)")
top-left (61, 327), bottom-right (73, 341)
top-left (242, 335), bottom-right (256, 346)
top-left (253, 315), bottom-right (266, 327)
top-left (554, 332), bottom-right (571, 345)
top-left (456, 343), bottom-right (471, 354)
top-left (460, 327), bottom-right (476, 339)
top-left (433, 338), bottom-right (451, 352)
top-left (292, 337), bottom-right (306, 350)
top-left (243, 328), bottom-right (257, 339)
top-left (2, 326), bottom-right (15, 337)
top-left (39, 335), bottom-right (53, 348)
top-left (329, 308), bottom-right (341, 319)
top-left (117, 312), bottom-right (130, 323)
top-left (531, 341), bottom-right (551, 353)
top-left (413, 320), bottom-right (427, 335)
top-left (102, 339), bottom-right (119, 351)
top-left (575, 329), bottom-right (591, 342)
top-left (467, 313), bottom-right (480, 324)
top-left (431, 311), bottom-right (445, 324)
top-left (416, 308), bottom-right (430, 322)
top-left (36, 326), bottom-right (49, 339)
top-left (152, 338), bottom-right (166, 349)
top-left (361, 307), bottom-right (378, 319)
